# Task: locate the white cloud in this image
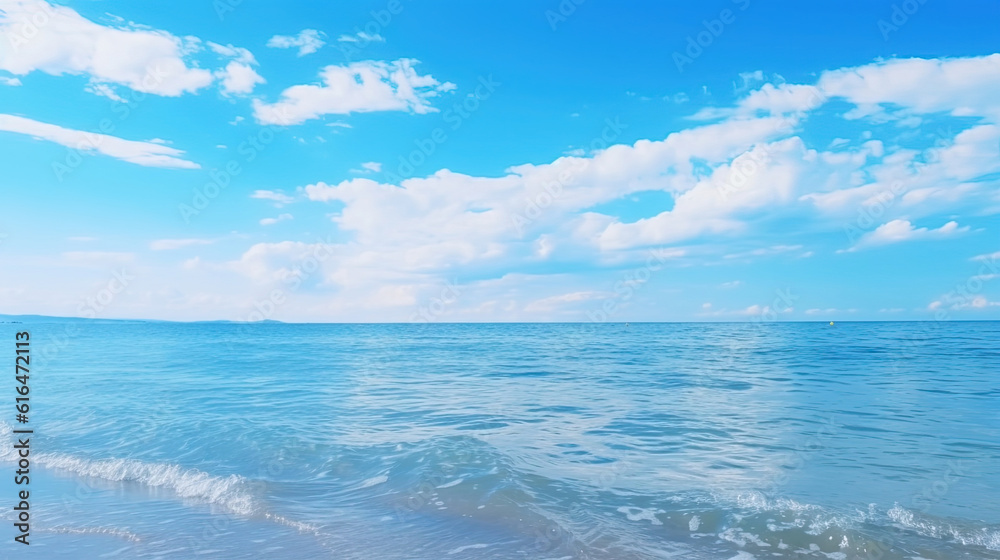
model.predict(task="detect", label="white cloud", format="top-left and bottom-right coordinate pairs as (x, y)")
top-left (524, 291), bottom-right (609, 312)
top-left (208, 43), bottom-right (264, 96)
top-left (724, 245), bottom-right (803, 260)
top-left (805, 308), bottom-right (855, 315)
top-left (0, 114), bottom-right (199, 168)
top-left (252, 59), bottom-right (454, 125)
top-left (0, 0), bottom-right (213, 96)
top-left (84, 82), bottom-right (125, 101)
top-left (842, 219), bottom-right (968, 252)
top-left (928, 295), bottom-right (1000, 311)
top-left (691, 83), bottom-right (825, 120)
top-left (972, 251), bottom-right (1000, 262)
top-left (819, 55), bottom-right (1000, 123)
top-left (0, 76), bottom-right (22, 86)
top-left (259, 213), bottom-right (293, 226)
top-left (150, 238), bottom-right (213, 251)
top-left (337, 31), bottom-right (385, 43)
top-left (266, 29), bottom-right (325, 56)
top-left (215, 60), bottom-right (264, 95)
top-left (63, 251), bottom-right (134, 265)
top-left (250, 189), bottom-right (295, 206)
top-left (351, 161), bottom-right (383, 174)
top-left (9, 54), bottom-right (994, 322)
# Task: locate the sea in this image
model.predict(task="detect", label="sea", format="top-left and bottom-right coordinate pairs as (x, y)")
top-left (1, 320), bottom-right (998, 559)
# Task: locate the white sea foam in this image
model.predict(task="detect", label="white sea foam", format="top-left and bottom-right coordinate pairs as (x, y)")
top-left (42, 526), bottom-right (141, 542)
top-left (37, 453), bottom-right (259, 516)
top-left (437, 477), bottom-right (464, 489)
top-left (0, 422), bottom-right (318, 533)
top-left (617, 506), bottom-right (664, 526)
top-left (359, 474), bottom-right (389, 488)
top-left (447, 543), bottom-right (489, 554)
top-left (888, 504), bottom-right (1000, 551)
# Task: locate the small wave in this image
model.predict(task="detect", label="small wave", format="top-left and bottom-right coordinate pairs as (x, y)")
top-left (37, 453), bottom-right (259, 516)
top-left (0, 422), bottom-right (318, 533)
top-left (888, 504), bottom-right (1000, 551)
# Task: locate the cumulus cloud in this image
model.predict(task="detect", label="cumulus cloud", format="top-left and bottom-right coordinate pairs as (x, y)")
top-left (266, 29), bottom-right (326, 56)
top-left (252, 59), bottom-right (455, 125)
top-left (209, 43), bottom-right (264, 96)
top-left (819, 55), bottom-right (1000, 123)
top-left (228, 54), bottom-right (1000, 320)
top-left (0, 0), bottom-right (214, 96)
top-left (11, 53), bottom-right (995, 321)
top-left (0, 114), bottom-right (199, 168)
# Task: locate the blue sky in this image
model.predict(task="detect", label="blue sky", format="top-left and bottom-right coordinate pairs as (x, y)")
top-left (1, 0), bottom-right (999, 322)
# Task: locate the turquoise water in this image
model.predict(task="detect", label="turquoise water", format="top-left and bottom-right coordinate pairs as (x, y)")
top-left (2, 321), bottom-right (999, 559)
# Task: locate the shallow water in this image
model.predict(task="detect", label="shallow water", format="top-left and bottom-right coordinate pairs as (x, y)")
top-left (2, 321), bottom-right (998, 559)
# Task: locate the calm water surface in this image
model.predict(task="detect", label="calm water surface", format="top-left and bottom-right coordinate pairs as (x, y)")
top-left (1, 321), bottom-right (998, 559)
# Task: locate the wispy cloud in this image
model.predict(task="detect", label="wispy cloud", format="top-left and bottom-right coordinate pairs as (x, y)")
top-left (337, 31), bottom-right (385, 44)
top-left (841, 219), bottom-right (968, 252)
top-left (0, 114), bottom-right (199, 169)
top-left (251, 190), bottom-right (296, 206)
top-left (260, 214), bottom-right (293, 226)
top-left (150, 239), bottom-right (214, 251)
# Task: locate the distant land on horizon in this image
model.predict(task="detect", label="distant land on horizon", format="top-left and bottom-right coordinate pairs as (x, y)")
top-left (1, 314), bottom-right (997, 325)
